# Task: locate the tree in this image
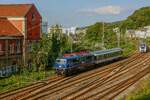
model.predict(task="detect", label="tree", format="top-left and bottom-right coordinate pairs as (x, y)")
top-left (48, 24), bottom-right (72, 67)
top-left (81, 22), bottom-right (118, 50)
top-left (32, 33), bottom-right (51, 71)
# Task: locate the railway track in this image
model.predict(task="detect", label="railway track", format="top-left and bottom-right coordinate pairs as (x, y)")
top-left (42, 53), bottom-right (149, 100)
top-left (0, 76), bottom-right (64, 100)
top-left (78, 56), bottom-right (150, 100)
top-left (18, 53), bottom-right (146, 100)
top-left (1, 53), bottom-right (149, 100)
top-left (90, 65), bottom-right (150, 100)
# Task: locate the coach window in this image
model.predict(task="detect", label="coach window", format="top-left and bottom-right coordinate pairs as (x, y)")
top-left (100, 55), bottom-right (103, 59)
top-left (104, 54), bottom-right (106, 58)
top-left (97, 55), bottom-right (100, 60)
top-left (115, 52), bottom-right (117, 56)
top-left (83, 57), bottom-right (86, 62)
top-left (96, 55), bottom-right (99, 60)
top-left (86, 56), bottom-right (91, 62)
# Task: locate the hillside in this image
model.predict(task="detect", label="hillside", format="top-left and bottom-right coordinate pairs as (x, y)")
top-left (121, 6), bottom-right (150, 29)
top-left (84, 6), bottom-right (150, 31)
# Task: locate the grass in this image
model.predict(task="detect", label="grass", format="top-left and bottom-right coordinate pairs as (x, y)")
top-left (0, 70), bottom-right (55, 93)
top-left (123, 76), bottom-right (150, 100)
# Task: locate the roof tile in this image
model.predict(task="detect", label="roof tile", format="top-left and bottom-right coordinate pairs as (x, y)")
top-left (0, 4), bottom-right (32, 17)
top-left (0, 18), bottom-right (23, 37)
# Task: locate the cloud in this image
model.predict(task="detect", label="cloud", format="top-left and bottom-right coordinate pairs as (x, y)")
top-left (80, 5), bottom-right (123, 15)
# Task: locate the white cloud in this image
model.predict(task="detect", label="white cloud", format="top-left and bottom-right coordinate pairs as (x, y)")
top-left (80, 5), bottom-right (123, 15)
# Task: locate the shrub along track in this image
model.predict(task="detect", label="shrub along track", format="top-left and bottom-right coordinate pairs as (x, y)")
top-left (0, 53), bottom-right (148, 100)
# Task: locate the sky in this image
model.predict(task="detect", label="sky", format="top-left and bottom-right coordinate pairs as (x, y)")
top-left (0, 0), bottom-right (150, 27)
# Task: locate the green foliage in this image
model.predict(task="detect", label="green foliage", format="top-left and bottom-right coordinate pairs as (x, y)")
top-left (78, 6), bottom-right (150, 54)
top-left (49, 25), bottom-right (72, 65)
top-left (32, 33), bottom-right (51, 71)
top-left (86, 22), bottom-right (103, 42)
top-left (81, 22), bottom-right (120, 51)
top-left (32, 24), bottom-right (72, 70)
top-left (0, 70), bottom-right (55, 93)
top-left (121, 7), bottom-right (150, 29)
top-left (126, 77), bottom-right (150, 100)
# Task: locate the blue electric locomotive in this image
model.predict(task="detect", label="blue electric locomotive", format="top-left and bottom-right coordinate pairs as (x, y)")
top-left (54, 48), bottom-right (123, 76)
top-left (54, 55), bottom-right (81, 75)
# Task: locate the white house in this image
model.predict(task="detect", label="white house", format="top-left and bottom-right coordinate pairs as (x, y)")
top-left (48, 26), bottom-right (77, 36)
top-left (62, 27), bottom-right (77, 36)
top-left (126, 26), bottom-right (150, 38)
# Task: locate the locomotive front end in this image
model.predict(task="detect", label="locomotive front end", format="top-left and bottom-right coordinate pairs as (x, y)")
top-left (139, 43), bottom-right (148, 53)
top-left (54, 59), bottom-right (67, 75)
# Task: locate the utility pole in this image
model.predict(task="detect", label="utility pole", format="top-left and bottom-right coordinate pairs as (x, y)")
top-left (101, 22), bottom-right (105, 49)
top-left (143, 28), bottom-right (147, 41)
top-left (70, 34), bottom-right (73, 53)
top-left (125, 28), bottom-right (127, 45)
top-left (118, 28), bottom-right (120, 48)
top-left (113, 27), bottom-right (120, 48)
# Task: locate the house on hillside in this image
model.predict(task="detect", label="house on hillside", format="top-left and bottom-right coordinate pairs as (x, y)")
top-left (126, 26), bottom-right (150, 38)
top-left (0, 4), bottom-right (42, 77)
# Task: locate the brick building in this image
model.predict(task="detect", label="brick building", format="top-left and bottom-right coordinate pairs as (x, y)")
top-left (0, 4), bottom-right (42, 77)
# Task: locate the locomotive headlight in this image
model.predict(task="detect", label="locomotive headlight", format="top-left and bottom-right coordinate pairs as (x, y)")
top-left (59, 66), bottom-right (62, 68)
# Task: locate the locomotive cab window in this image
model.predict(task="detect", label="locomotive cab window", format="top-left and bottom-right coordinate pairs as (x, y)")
top-left (56, 59), bottom-right (66, 64)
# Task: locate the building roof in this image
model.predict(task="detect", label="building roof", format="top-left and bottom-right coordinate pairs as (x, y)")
top-left (0, 4), bottom-right (33, 17)
top-left (0, 18), bottom-right (23, 37)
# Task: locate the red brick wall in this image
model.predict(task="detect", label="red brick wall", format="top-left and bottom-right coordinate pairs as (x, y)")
top-left (0, 40), bottom-right (5, 56)
top-left (26, 5), bottom-right (42, 40)
top-left (0, 40), bottom-right (5, 51)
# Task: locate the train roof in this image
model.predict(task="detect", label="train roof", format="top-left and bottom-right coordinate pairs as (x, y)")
top-left (62, 55), bottom-right (81, 60)
top-left (63, 51), bottom-right (90, 57)
top-left (91, 48), bottom-right (122, 56)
